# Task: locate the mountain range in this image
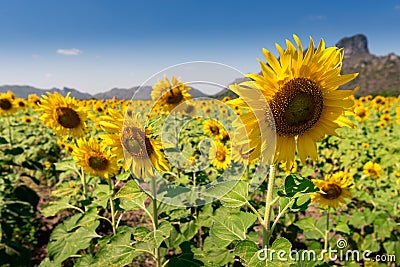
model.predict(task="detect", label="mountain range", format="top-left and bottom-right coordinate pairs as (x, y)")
top-left (1, 34), bottom-right (400, 99)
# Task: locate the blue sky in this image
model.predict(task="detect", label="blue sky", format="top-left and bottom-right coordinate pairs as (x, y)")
top-left (1, 0), bottom-right (400, 94)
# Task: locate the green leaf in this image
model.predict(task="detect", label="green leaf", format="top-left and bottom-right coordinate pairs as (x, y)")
top-left (279, 174), bottom-right (319, 198)
top-left (294, 217), bottom-right (325, 240)
top-left (291, 195), bottom-right (311, 211)
top-left (234, 240), bottom-right (264, 267)
top-left (180, 220), bottom-right (198, 241)
top-left (193, 238), bottom-right (234, 266)
top-left (54, 159), bottom-right (76, 171)
top-left (154, 221), bottom-right (173, 247)
top-left (4, 147), bottom-right (24, 155)
top-left (41, 198), bottom-right (73, 217)
top-left (210, 209), bottom-right (257, 247)
top-left (168, 242), bottom-right (205, 267)
top-left (114, 180), bottom-right (148, 212)
top-left (335, 222), bottom-right (351, 235)
top-left (115, 172), bottom-right (131, 181)
top-left (220, 181), bottom-right (248, 208)
top-left (48, 220), bottom-right (100, 265)
top-left (114, 180), bottom-right (145, 200)
top-left (360, 234), bottom-right (380, 252)
top-left (90, 231), bottom-right (138, 267)
top-left (383, 241), bottom-right (400, 265)
top-left (268, 237), bottom-right (294, 267)
top-left (91, 184), bottom-right (111, 209)
top-left (0, 136), bottom-right (8, 144)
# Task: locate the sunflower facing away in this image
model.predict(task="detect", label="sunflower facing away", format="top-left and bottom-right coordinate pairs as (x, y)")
top-left (229, 35), bottom-right (358, 168)
top-left (38, 92), bottom-right (87, 138)
top-left (73, 137), bottom-right (118, 179)
top-left (151, 76), bottom-right (191, 112)
top-left (100, 110), bottom-right (170, 180)
top-left (311, 171), bottom-right (353, 209)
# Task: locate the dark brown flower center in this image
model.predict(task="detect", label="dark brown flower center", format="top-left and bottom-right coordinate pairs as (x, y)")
top-left (122, 126), bottom-right (154, 159)
top-left (55, 107), bottom-right (81, 128)
top-left (321, 183), bottom-right (342, 200)
top-left (269, 78), bottom-right (324, 136)
top-left (88, 155), bottom-right (109, 171)
top-left (166, 88), bottom-right (184, 104)
top-left (185, 105), bottom-right (195, 114)
top-left (210, 125), bottom-right (220, 135)
top-left (216, 150), bottom-right (226, 162)
top-left (357, 110), bottom-right (366, 118)
top-left (0, 99), bottom-right (12, 111)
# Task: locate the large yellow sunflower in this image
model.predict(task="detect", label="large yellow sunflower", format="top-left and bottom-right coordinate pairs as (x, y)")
top-left (99, 110), bottom-right (170, 180)
top-left (38, 92), bottom-right (87, 138)
top-left (151, 76), bottom-right (191, 112)
top-left (229, 35), bottom-right (358, 168)
top-left (72, 137), bottom-right (118, 179)
top-left (0, 91), bottom-right (17, 116)
top-left (311, 171), bottom-right (353, 209)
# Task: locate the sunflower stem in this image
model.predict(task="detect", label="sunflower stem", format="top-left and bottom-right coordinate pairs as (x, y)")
top-left (7, 116), bottom-right (13, 146)
top-left (151, 178), bottom-right (161, 267)
top-left (324, 208), bottom-right (330, 251)
top-left (270, 199), bottom-right (294, 241)
top-left (80, 167), bottom-right (88, 201)
top-left (262, 164), bottom-right (276, 248)
top-left (108, 178), bottom-right (117, 236)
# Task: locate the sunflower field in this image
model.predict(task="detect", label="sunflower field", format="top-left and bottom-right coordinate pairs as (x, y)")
top-left (0, 36), bottom-right (399, 267)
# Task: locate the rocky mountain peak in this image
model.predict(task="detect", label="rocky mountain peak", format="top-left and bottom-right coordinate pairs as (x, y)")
top-left (336, 34), bottom-right (370, 57)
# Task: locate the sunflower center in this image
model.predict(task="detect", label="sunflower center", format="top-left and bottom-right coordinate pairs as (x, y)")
top-left (210, 125), bottom-right (219, 135)
top-left (122, 127), bottom-right (154, 159)
top-left (166, 88), bottom-right (184, 104)
top-left (357, 111), bottom-right (366, 117)
top-left (55, 107), bottom-right (81, 128)
top-left (367, 169), bottom-right (378, 176)
top-left (88, 155), bottom-right (109, 171)
top-left (185, 105), bottom-right (194, 114)
top-left (321, 183), bottom-right (342, 200)
top-left (216, 151), bottom-right (226, 162)
top-left (270, 78), bottom-right (324, 136)
top-left (0, 99), bottom-right (12, 111)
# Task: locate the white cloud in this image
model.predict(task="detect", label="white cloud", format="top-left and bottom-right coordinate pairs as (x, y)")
top-left (45, 73), bottom-right (53, 78)
top-left (56, 48), bottom-right (82, 56)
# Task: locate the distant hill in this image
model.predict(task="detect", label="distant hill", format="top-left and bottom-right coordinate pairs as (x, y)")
top-left (93, 86), bottom-right (209, 100)
top-left (214, 34), bottom-right (400, 98)
top-left (0, 85), bottom-right (92, 99)
top-left (0, 84), bottom-right (210, 100)
top-left (336, 34), bottom-right (400, 96)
